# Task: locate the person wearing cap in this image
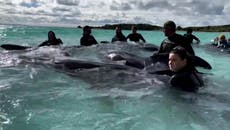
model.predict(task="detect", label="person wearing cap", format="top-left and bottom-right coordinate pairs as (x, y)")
top-left (217, 34), bottom-right (230, 48)
top-left (157, 21), bottom-right (195, 55)
top-left (184, 28), bottom-right (200, 44)
top-left (111, 26), bottom-right (127, 43)
top-left (126, 26), bottom-right (146, 43)
top-left (80, 25), bottom-right (98, 46)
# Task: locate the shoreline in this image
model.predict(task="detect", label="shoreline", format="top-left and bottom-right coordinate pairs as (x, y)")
top-left (1, 23), bottom-right (230, 32)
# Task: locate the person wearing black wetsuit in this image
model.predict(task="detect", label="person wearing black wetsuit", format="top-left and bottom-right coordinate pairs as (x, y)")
top-left (155, 46), bottom-right (203, 92)
top-left (158, 21), bottom-right (195, 55)
top-left (80, 26), bottom-right (98, 46)
top-left (184, 28), bottom-right (200, 44)
top-left (126, 26), bottom-right (146, 43)
top-left (38, 31), bottom-right (63, 47)
top-left (111, 26), bottom-right (126, 43)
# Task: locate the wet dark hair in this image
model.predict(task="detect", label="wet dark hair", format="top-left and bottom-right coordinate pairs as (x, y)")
top-left (48, 31), bottom-right (56, 40)
top-left (170, 46), bottom-right (195, 70)
top-left (83, 25), bottom-right (91, 32)
top-left (170, 46), bottom-right (189, 60)
top-left (132, 26), bottom-right (137, 30)
top-left (187, 28), bottom-right (193, 33)
top-left (163, 20), bottom-right (176, 32)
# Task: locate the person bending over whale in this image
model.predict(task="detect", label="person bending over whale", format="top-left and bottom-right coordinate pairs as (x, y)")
top-left (154, 46), bottom-right (203, 92)
top-left (38, 31), bottom-right (63, 47)
top-left (158, 21), bottom-right (195, 55)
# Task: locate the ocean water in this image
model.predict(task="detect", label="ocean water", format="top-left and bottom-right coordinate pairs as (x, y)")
top-left (0, 24), bottom-right (230, 130)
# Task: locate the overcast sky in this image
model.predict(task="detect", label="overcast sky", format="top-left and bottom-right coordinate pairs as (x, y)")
top-left (0, 0), bottom-right (229, 27)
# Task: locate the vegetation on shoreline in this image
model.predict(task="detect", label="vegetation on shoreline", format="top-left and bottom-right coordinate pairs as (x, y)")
top-left (84, 23), bottom-right (230, 32)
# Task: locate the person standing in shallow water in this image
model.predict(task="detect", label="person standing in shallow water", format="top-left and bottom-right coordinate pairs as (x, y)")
top-left (158, 21), bottom-right (195, 55)
top-left (80, 26), bottom-right (98, 46)
top-left (183, 28), bottom-right (200, 44)
top-left (38, 31), bottom-right (63, 47)
top-left (126, 26), bottom-right (146, 43)
top-left (168, 46), bottom-right (203, 92)
top-left (111, 26), bottom-right (126, 43)
top-left (154, 46), bottom-right (203, 92)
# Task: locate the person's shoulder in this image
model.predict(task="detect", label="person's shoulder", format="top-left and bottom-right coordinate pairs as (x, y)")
top-left (127, 33), bottom-right (132, 36)
top-left (137, 33), bottom-right (143, 36)
top-left (175, 33), bottom-right (184, 37)
top-left (57, 38), bottom-right (63, 42)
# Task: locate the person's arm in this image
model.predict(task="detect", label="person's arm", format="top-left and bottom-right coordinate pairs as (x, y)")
top-left (38, 41), bottom-right (48, 47)
top-left (111, 37), bottom-right (116, 43)
top-left (92, 36), bottom-right (98, 44)
top-left (149, 69), bottom-right (174, 76)
top-left (58, 39), bottom-right (63, 45)
top-left (157, 41), bottom-right (164, 53)
top-left (139, 34), bottom-right (146, 43)
top-left (121, 34), bottom-right (127, 42)
top-left (192, 35), bottom-right (200, 44)
top-left (80, 37), bottom-right (85, 46)
top-left (126, 34), bottom-right (130, 41)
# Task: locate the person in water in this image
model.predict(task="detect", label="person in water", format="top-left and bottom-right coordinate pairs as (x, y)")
top-left (38, 31), bottom-right (63, 47)
top-left (155, 46), bottom-right (203, 92)
top-left (80, 25), bottom-right (98, 46)
top-left (126, 26), bottom-right (146, 43)
top-left (158, 21), bottom-right (195, 55)
top-left (217, 34), bottom-right (230, 48)
top-left (184, 28), bottom-right (200, 44)
top-left (111, 26), bottom-right (127, 43)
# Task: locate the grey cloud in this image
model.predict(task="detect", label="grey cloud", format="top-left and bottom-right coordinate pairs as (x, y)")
top-left (1, 1), bottom-right (14, 6)
top-left (57, 0), bottom-right (80, 6)
top-left (191, 1), bottom-right (224, 15)
top-left (136, 0), bottom-right (173, 10)
top-left (20, 0), bottom-right (41, 8)
top-left (53, 7), bottom-right (72, 12)
top-left (110, 1), bottom-right (132, 11)
top-left (52, 7), bottom-right (81, 17)
top-left (173, 1), bottom-right (224, 15)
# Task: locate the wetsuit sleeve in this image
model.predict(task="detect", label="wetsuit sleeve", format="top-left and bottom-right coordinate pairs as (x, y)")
top-left (92, 36), bottom-right (98, 44)
top-left (139, 34), bottom-right (146, 42)
top-left (158, 41), bottom-right (165, 53)
top-left (111, 37), bottom-right (116, 42)
top-left (150, 69), bottom-right (174, 76)
top-left (192, 35), bottom-right (200, 43)
top-left (58, 39), bottom-right (63, 44)
top-left (80, 37), bottom-right (85, 46)
top-left (38, 41), bottom-right (49, 47)
top-left (121, 35), bottom-right (127, 42)
top-left (126, 34), bottom-right (131, 41)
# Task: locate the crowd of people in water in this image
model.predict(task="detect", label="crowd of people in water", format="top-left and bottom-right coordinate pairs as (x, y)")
top-left (34, 20), bottom-right (207, 92)
top-left (212, 34), bottom-right (230, 49)
top-left (5, 20), bottom-right (227, 92)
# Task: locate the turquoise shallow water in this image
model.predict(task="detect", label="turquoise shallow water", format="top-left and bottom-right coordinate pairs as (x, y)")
top-left (0, 24), bottom-right (230, 130)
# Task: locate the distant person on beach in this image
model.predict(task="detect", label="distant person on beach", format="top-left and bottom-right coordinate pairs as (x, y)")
top-left (184, 28), bottom-right (200, 44)
top-left (126, 26), bottom-right (146, 43)
top-left (154, 46), bottom-right (203, 92)
top-left (157, 20), bottom-right (195, 55)
top-left (111, 26), bottom-right (127, 43)
top-left (80, 26), bottom-right (98, 46)
top-left (38, 31), bottom-right (63, 47)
